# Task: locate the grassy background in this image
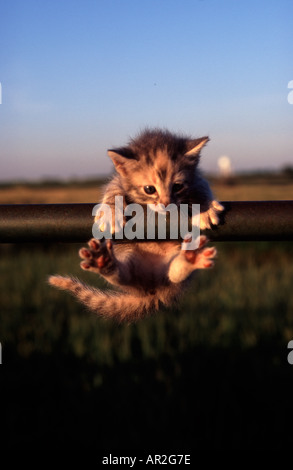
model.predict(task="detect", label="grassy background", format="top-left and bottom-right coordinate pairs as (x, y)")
top-left (1, 174), bottom-right (293, 450)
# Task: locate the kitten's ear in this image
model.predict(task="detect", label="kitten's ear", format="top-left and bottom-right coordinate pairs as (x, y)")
top-left (107, 148), bottom-right (137, 176)
top-left (184, 136), bottom-right (209, 164)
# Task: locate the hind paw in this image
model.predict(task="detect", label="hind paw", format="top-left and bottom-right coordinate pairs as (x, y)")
top-left (79, 239), bottom-right (115, 273)
top-left (182, 235), bottom-right (217, 269)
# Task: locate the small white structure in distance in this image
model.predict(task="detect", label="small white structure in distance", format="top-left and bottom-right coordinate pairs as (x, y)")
top-left (218, 156), bottom-right (232, 178)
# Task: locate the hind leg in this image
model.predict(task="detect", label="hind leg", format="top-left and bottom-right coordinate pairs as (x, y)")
top-left (168, 235), bottom-right (217, 283)
top-left (79, 239), bottom-right (132, 287)
top-left (182, 235), bottom-right (217, 269)
top-left (79, 239), bottom-right (116, 275)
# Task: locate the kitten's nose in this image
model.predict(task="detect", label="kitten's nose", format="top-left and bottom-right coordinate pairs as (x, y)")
top-left (161, 198), bottom-right (171, 207)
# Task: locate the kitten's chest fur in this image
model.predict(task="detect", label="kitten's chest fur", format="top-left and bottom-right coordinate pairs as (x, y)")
top-left (113, 241), bottom-right (180, 266)
top-left (113, 241), bottom-right (181, 290)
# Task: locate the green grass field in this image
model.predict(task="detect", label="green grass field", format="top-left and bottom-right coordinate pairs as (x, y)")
top-left (2, 242), bottom-right (293, 359)
top-left (1, 176), bottom-right (293, 450)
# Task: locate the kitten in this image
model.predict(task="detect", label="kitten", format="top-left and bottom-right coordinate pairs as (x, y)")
top-left (49, 129), bottom-right (224, 322)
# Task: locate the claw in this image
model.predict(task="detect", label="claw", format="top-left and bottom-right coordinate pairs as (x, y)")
top-left (203, 247), bottom-right (216, 257)
top-left (204, 260), bottom-right (214, 268)
top-left (88, 239), bottom-right (100, 250)
top-left (79, 248), bottom-right (91, 258)
top-left (80, 261), bottom-right (91, 270)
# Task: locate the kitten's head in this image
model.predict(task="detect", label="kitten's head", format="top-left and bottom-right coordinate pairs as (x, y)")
top-left (108, 128), bottom-right (209, 206)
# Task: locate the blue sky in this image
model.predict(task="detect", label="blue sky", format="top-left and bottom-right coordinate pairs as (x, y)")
top-left (0, 0), bottom-right (293, 181)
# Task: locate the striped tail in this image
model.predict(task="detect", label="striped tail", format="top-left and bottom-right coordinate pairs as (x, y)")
top-left (48, 275), bottom-right (158, 322)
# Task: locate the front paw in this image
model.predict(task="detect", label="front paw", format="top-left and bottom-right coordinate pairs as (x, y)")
top-left (94, 198), bottom-right (128, 237)
top-left (79, 239), bottom-right (115, 274)
top-left (94, 212), bottom-right (115, 237)
top-left (200, 200), bottom-right (224, 230)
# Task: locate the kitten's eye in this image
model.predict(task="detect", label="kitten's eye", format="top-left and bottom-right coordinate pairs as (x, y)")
top-left (144, 185), bottom-right (157, 195)
top-left (173, 183), bottom-right (184, 193)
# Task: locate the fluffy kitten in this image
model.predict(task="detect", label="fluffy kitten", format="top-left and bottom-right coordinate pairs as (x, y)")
top-left (49, 129), bottom-right (224, 322)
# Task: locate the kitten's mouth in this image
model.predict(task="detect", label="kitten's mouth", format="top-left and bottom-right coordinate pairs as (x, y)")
top-left (148, 202), bottom-right (171, 214)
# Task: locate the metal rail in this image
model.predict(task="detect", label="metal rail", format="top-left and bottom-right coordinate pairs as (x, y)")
top-left (0, 201), bottom-right (293, 243)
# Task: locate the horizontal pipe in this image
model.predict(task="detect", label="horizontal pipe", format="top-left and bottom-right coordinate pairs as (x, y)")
top-left (0, 203), bottom-right (94, 243)
top-left (0, 201), bottom-right (293, 243)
